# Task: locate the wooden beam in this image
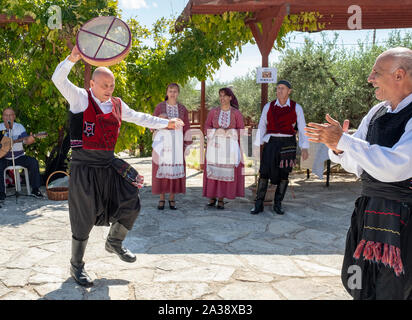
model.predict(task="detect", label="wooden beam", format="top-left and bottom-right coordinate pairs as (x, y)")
top-left (190, 0), bottom-right (412, 10)
top-left (84, 63), bottom-right (91, 90)
top-left (200, 80), bottom-right (206, 135)
top-left (245, 3), bottom-right (287, 113)
top-left (245, 4), bottom-right (287, 57)
top-left (247, 22), bottom-right (265, 56)
top-left (253, 4), bottom-right (289, 22)
top-left (0, 14), bottom-right (35, 25)
top-left (200, 79), bottom-right (206, 170)
top-left (178, 1), bottom-right (412, 32)
top-left (175, 0), bottom-right (194, 31)
top-left (261, 53), bottom-right (269, 110)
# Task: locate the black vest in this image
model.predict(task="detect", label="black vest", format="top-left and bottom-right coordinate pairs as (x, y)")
top-left (69, 111), bottom-right (83, 149)
top-left (361, 101), bottom-right (412, 188)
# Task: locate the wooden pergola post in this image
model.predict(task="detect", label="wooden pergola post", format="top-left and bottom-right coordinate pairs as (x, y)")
top-left (245, 4), bottom-right (288, 110)
top-left (84, 63), bottom-right (91, 89)
top-left (200, 79), bottom-right (206, 134)
top-left (199, 79), bottom-right (206, 170)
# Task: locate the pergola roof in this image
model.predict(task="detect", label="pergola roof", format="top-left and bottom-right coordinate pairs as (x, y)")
top-left (179, 0), bottom-right (412, 30)
top-left (179, 1), bottom-right (412, 113)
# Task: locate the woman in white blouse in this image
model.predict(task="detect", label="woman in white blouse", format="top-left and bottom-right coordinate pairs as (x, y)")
top-left (152, 83), bottom-right (192, 210)
top-left (203, 88), bottom-right (245, 210)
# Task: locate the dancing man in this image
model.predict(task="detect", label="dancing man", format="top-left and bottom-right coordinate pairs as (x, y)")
top-left (52, 46), bottom-right (183, 287)
top-left (305, 47), bottom-right (412, 299)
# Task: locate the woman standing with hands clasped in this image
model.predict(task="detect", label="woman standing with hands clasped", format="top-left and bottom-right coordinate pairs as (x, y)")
top-left (203, 88), bottom-right (245, 209)
top-left (152, 83), bottom-right (192, 210)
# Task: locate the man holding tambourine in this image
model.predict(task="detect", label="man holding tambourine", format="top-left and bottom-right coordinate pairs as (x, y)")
top-left (52, 16), bottom-right (184, 287)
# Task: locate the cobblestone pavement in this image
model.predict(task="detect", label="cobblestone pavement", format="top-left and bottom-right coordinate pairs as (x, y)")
top-left (0, 156), bottom-right (358, 300)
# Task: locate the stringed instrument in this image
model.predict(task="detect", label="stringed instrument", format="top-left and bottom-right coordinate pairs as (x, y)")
top-left (0, 132), bottom-right (48, 158)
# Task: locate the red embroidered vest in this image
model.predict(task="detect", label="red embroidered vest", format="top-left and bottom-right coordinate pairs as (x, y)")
top-left (266, 100), bottom-right (297, 135)
top-left (81, 90), bottom-right (122, 151)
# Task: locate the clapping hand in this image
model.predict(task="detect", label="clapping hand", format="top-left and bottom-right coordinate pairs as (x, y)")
top-left (304, 114), bottom-right (350, 153)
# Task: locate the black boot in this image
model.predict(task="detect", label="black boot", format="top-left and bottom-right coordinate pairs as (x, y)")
top-left (105, 222), bottom-right (136, 263)
top-left (250, 178), bottom-right (268, 215)
top-left (70, 237), bottom-right (93, 287)
top-left (273, 180), bottom-right (288, 215)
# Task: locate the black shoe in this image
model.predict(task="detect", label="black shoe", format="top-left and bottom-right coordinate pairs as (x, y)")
top-left (169, 200), bottom-right (177, 210)
top-left (0, 192), bottom-right (5, 201)
top-left (105, 222), bottom-right (136, 263)
top-left (207, 198), bottom-right (217, 207)
top-left (250, 178), bottom-right (269, 215)
top-left (157, 200), bottom-right (165, 210)
top-left (217, 200), bottom-right (225, 210)
top-left (32, 189), bottom-right (44, 199)
top-left (273, 180), bottom-right (288, 215)
top-left (70, 237), bottom-right (93, 287)
top-left (273, 202), bottom-right (285, 215)
top-left (70, 262), bottom-right (94, 287)
top-left (250, 199), bottom-right (264, 215)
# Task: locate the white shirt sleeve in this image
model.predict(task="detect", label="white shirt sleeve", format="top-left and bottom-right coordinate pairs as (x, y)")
top-left (52, 57), bottom-right (169, 129)
top-left (328, 103), bottom-right (412, 182)
top-left (51, 56), bottom-right (89, 114)
top-left (295, 103), bottom-right (309, 149)
top-left (254, 102), bottom-right (270, 146)
top-left (121, 100), bottom-right (169, 129)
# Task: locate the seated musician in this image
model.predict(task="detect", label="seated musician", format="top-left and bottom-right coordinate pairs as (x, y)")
top-left (0, 108), bottom-right (43, 201)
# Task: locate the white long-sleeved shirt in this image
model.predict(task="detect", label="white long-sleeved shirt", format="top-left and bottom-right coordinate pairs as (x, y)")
top-left (51, 56), bottom-right (169, 129)
top-left (329, 93), bottom-right (412, 182)
top-left (254, 98), bottom-right (309, 149)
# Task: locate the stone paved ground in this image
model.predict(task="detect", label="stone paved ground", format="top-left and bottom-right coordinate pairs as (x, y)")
top-left (0, 156), bottom-right (358, 300)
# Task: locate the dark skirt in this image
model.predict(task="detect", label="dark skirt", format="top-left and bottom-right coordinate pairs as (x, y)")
top-left (259, 136), bottom-right (296, 185)
top-left (68, 149), bottom-right (140, 240)
top-left (341, 196), bottom-right (412, 299)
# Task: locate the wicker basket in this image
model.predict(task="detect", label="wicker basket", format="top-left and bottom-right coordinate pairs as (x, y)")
top-left (46, 171), bottom-right (69, 201)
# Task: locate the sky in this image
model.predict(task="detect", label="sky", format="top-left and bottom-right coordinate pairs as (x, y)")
top-left (118, 0), bottom-right (412, 85)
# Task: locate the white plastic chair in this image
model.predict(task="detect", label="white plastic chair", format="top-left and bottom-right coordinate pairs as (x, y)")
top-left (3, 166), bottom-right (31, 195)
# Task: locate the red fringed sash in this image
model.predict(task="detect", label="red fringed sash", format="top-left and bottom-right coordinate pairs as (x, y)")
top-left (353, 239), bottom-right (404, 276)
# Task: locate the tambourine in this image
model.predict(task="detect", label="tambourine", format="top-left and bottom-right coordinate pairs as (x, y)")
top-left (76, 16), bottom-right (132, 67)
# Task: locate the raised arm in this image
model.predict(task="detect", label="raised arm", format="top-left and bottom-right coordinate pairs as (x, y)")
top-left (51, 46), bottom-right (88, 113)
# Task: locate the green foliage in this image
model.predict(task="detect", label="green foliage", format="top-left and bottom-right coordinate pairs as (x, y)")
top-left (179, 30), bottom-right (412, 130)
top-left (275, 33), bottom-right (383, 127)
top-left (275, 30), bottom-right (412, 128)
top-left (178, 78), bottom-right (201, 111)
top-left (1, 2), bottom-right (324, 162)
top-left (0, 0), bottom-right (118, 167)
